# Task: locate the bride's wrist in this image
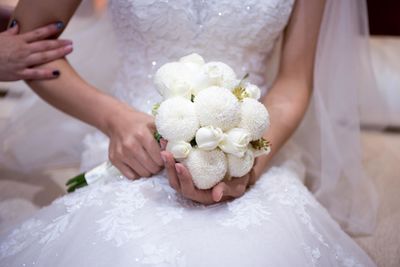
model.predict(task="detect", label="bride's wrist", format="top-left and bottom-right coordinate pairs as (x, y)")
top-left (94, 95), bottom-right (135, 137)
top-left (252, 153), bottom-right (272, 183)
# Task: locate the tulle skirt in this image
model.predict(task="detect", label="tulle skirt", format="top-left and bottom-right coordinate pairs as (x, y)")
top-left (0, 149), bottom-right (375, 267)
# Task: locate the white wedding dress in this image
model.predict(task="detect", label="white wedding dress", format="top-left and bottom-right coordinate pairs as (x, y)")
top-left (0, 0), bottom-right (377, 266)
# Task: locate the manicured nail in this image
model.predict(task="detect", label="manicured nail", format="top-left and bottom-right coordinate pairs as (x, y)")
top-left (65, 44), bottom-right (73, 51)
top-left (9, 19), bottom-right (17, 28)
top-left (52, 70), bottom-right (60, 77)
top-left (55, 21), bottom-right (64, 30)
top-left (217, 191), bottom-right (223, 202)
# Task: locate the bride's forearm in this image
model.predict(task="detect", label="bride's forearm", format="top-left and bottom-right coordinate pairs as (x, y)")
top-left (253, 76), bottom-right (312, 178)
top-left (27, 59), bottom-right (127, 134)
top-left (11, 0), bottom-right (127, 135)
top-left (252, 0), bottom-right (325, 180)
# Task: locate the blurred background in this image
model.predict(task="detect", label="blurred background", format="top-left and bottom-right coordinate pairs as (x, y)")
top-left (0, 0), bottom-right (399, 266)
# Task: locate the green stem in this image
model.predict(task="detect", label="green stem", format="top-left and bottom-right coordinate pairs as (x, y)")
top-left (66, 173), bottom-right (86, 186)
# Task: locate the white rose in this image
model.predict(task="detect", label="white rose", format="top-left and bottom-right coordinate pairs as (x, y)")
top-left (202, 62), bottom-right (237, 89)
top-left (238, 98), bottom-right (270, 140)
top-left (183, 148), bottom-right (227, 190)
top-left (155, 96), bottom-right (199, 142)
top-left (219, 128), bottom-right (251, 157)
top-left (228, 149), bottom-right (255, 178)
top-left (166, 141), bottom-right (192, 160)
top-left (179, 53), bottom-right (205, 66)
top-left (154, 62), bottom-right (193, 99)
top-left (244, 83), bottom-right (261, 100)
top-left (195, 126), bottom-right (224, 150)
top-left (194, 86), bottom-right (240, 131)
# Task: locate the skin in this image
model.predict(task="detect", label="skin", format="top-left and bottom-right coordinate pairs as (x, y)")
top-left (0, 22), bottom-right (73, 81)
top-left (11, 0), bottom-right (325, 204)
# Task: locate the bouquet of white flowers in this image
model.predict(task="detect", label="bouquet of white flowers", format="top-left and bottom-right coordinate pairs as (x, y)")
top-left (66, 53), bottom-right (271, 192)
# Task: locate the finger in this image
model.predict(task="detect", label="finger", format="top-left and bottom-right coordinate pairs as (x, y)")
top-left (113, 161), bottom-right (138, 180)
top-left (2, 24), bottom-right (19, 36)
top-left (28, 39), bottom-right (72, 53)
top-left (175, 163), bottom-right (196, 196)
top-left (176, 163), bottom-right (215, 204)
top-left (248, 168), bottom-right (257, 187)
top-left (162, 151), bottom-right (180, 191)
top-left (212, 176), bottom-right (249, 202)
top-left (123, 155), bottom-right (152, 178)
top-left (18, 68), bottom-right (61, 80)
top-left (142, 131), bottom-right (163, 167)
top-left (25, 45), bottom-right (73, 66)
top-left (160, 138), bottom-right (167, 151)
top-left (134, 145), bottom-right (162, 174)
top-left (21, 21), bottom-right (64, 43)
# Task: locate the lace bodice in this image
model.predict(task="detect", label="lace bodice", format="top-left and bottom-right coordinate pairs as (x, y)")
top-left (109, 0), bottom-right (294, 112)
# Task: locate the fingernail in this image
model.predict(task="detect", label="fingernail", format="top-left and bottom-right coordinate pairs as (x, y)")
top-left (65, 44), bottom-right (73, 51)
top-left (52, 70), bottom-right (60, 77)
top-left (9, 19), bottom-right (17, 28)
top-left (175, 164), bottom-right (181, 174)
top-left (55, 21), bottom-right (64, 30)
top-left (217, 191), bottom-right (223, 202)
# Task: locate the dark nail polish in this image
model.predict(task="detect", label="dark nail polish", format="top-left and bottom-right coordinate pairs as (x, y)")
top-left (9, 19), bottom-right (17, 28)
top-left (52, 70), bottom-right (60, 77)
top-left (55, 21), bottom-right (64, 30)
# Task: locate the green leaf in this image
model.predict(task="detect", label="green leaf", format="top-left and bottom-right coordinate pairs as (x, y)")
top-left (154, 131), bottom-right (162, 143)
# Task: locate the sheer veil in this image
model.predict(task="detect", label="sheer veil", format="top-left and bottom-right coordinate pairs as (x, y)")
top-left (0, 0), bottom-right (386, 235)
top-left (293, 0), bottom-right (386, 235)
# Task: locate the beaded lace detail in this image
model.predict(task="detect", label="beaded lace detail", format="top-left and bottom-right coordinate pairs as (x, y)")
top-left (108, 0), bottom-right (294, 113)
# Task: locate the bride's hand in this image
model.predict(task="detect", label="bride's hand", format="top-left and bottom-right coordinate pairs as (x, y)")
top-left (161, 151), bottom-right (257, 204)
top-left (104, 104), bottom-right (164, 180)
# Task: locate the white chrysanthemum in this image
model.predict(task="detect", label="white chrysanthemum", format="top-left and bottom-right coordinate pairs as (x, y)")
top-left (183, 148), bottom-right (227, 190)
top-left (155, 54), bottom-right (214, 98)
top-left (154, 62), bottom-right (193, 99)
top-left (227, 149), bottom-right (255, 178)
top-left (194, 86), bottom-right (240, 131)
top-left (203, 62), bottom-right (237, 89)
top-left (155, 97), bottom-right (199, 142)
top-left (238, 98), bottom-right (270, 140)
top-left (179, 53), bottom-right (205, 66)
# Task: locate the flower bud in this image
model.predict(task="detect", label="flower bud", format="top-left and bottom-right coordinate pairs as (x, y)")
top-left (244, 83), bottom-right (261, 100)
top-left (195, 126), bottom-right (224, 150)
top-left (166, 141), bottom-right (192, 159)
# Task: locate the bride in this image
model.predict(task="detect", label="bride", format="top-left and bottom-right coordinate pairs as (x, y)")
top-left (0, 0), bottom-right (380, 266)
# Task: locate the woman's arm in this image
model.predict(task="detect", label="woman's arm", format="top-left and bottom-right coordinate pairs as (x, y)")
top-left (10, 0), bottom-right (163, 178)
top-left (253, 0), bottom-right (325, 179)
top-left (162, 0), bottom-right (326, 204)
top-left (0, 21), bottom-right (73, 81)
